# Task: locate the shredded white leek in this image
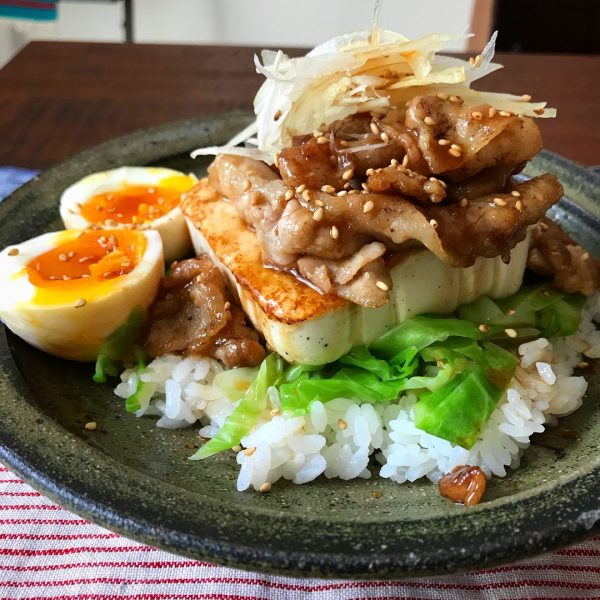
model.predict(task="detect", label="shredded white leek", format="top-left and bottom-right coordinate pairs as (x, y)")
top-left (191, 28), bottom-right (556, 163)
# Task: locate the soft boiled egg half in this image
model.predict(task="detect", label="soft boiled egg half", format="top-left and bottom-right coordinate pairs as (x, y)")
top-left (60, 167), bottom-right (196, 263)
top-left (0, 229), bottom-right (163, 361)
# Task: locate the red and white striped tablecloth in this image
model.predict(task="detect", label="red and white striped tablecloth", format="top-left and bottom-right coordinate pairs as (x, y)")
top-left (2, 464), bottom-right (600, 599)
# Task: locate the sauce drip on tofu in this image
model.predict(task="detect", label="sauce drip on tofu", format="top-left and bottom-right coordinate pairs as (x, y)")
top-left (80, 175), bottom-right (194, 225)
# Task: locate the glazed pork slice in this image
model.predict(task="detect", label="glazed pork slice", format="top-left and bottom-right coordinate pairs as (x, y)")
top-left (145, 255), bottom-right (265, 368)
top-left (208, 154), bottom-right (561, 307)
top-left (179, 179), bottom-right (530, 365)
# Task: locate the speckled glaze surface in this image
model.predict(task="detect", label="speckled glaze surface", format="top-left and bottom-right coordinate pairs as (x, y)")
top-left (0, 113), bottom-right (599, 579)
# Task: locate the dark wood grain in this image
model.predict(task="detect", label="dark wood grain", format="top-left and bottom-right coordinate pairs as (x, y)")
top-left (0, 41), bottom-right (598, 170)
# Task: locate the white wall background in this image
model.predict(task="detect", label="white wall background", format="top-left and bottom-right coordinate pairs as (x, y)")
top-left (0, 0), bottom-right (480, 68)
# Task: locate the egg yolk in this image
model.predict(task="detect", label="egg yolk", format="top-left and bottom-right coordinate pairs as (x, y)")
top-left (79, 175), bottom-right (194, 225)
top-left (26, 230), bottom-right (147, 290)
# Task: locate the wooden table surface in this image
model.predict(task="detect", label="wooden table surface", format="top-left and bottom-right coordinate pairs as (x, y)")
top-left (0, 41), bottom-right (599, 170)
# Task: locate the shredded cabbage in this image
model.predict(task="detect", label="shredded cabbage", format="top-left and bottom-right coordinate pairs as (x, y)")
top-left (191, 28), bottom-right (556, 162)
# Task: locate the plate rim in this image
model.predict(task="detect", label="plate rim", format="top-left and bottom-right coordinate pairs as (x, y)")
top-left (1, 112), bottom-right (600, 579)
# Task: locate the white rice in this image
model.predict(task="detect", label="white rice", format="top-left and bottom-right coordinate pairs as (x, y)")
top-left (115, 293), bottom-right (600, 492)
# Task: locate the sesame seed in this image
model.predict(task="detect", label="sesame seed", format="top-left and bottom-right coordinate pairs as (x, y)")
top-left (506, 308), bottom-right (516, 316)
top-left (315, 199), bottom-right (324, 207)
top-left (424, 116), bottom-right (436, 126)
top-left (363, 200), bottom-right (374, 213)
top-left (469, 56), bottom-right (476, 66)
top-left (366, 167), bottom-right (375, 175)
top-left (259, 482), bottom-right (272, 493)
top-left (372, 490), bottom-right (383, 498)
top-left (337, 190), bottom-right (348, 196)
top-left (330, 225), bottom-right (339, 239)
top-left (274, 109), bottom-right (282, 121)
top-left (370, 122), bottom-right (380, 135)
top-left (499, 110), bottom-right (512, 117)
top-left (317, 135), bottom-right (329, 144)
top-left (438, 138), bottom-right (450, 146)
top-left (515, 200), bottom-right (523, 211)
top-left (380, 132), bottom-right (390, 143)
top-left (521, 94), bottom-right (532, 101)
top-left (429, 219), bottom-right (438, 229)
top-left (313, 130), bottom-right (323, 137)
top-left (338, 419), bottom-right (348, 430)
top-left (342, 168), bottom-right (354, 181)
top-left (321, 184), bottom-right (335, 194)
top-left (460, 197), bottom-right (469, 208)
top-left (582, 252), bottom-right (590, 260)
top-left (270, 408), bottom-right (282, 416)
top-left (313, 207), bottom-right (324, 221)
top-left (479, 324), bottom-right (489, 333)
top-left (224, 301), bottom-right (231, 310)
top-left (493, 197), bottom-right (507, 207)
top-left (7, 248), bottom-right (19, 256)
top-left (402, 155), bottom-right (409, 168)
top-left (302, 189), bottom-right (313, 201)
top-left (232, 445), bottom-right (242, 452)
top-left (436, 92), bottom-right (449, 100)
top-left (84, 421), bottom-right (97, 431)
top-left (284, 189), bottom-right (294, 201)
top-left (449, 95), bottom-right (462, 103)
top-left (488, 107), bottom-right (497, 118)
top-left (244, 446), bottom-right (256, 456)
top-left (389, 159), bottom-right (398, 167)
top-left (505, 328), bottom-right (518, 338)
top-left (534, 108), bottom-right (545, 115)
top-left (578, 361), bottom-right (590, 369)
top-left (471, 111), bottom-right (484, 120)
top-left (448, 148), bottom-right (462, 158)
top-left (296, 184), bottom-right (306, 194)
top-left (58, 253), bottom-right (68, 262)
top-left (74, 298), bottom-right (87, 308)
top-left (375, 280), bottom-right (389, 291)
top-left (361, 183), bottom-right (370, 192)
top-left (242, 179), bottom-right (251, 192)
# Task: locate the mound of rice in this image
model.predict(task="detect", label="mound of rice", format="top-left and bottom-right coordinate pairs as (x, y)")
top-left (115, 293), bottom-right (600, 492)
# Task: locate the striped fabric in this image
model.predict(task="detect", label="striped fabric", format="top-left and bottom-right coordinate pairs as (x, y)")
top-left (1, 463), bottom-right (600, 599)
top-left (0, 0), bottom-right (56, 22)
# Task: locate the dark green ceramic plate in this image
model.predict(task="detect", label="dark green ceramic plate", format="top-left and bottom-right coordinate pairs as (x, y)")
top-left (1, 112), bottom-right (599, 579)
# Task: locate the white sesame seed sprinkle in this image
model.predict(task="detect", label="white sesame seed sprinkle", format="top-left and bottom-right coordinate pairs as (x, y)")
top-left (505, 328), bottom-right (518, 338)
top-left (342, 168), bottom-right (354, 181)
top-left (494, 197), bottom-right (507, 207)
top-left (402, 155), bottom-right (409, 168)
top-left (330, 225), bottom-right (339, 239)
top-left (84, 421), bottom-right (97, 431)
top-left (313, 207), bottom-right (324, 221)
top-left (511, 190), bottom-right (521, 197)
top-left (370, 122), bottom-right (380, 135)
top-left (375, 280), bottom-right (389, 291)
top-left (321, 184), bottom-right (335, 194)
top-left (7, 248), bottom-right (19, 256)
top-left (424, 116), bottom-right (436, 126)
top-left (296, 184), bottom-right (306, 194)
top-left (284, 189), bottom-right (294, 201)
top-left (438, 138), bottom-right (450, 146)
top-left (363, 200), bottom-right (374, 213)
top-left (429, 219), bottom-right (438, 229)
top-left (244, 447), bottom-right (256, 456)
top-left (74, 298), bottom-right (87, 308)
top-left (259, 482), bottom-right (272, 493)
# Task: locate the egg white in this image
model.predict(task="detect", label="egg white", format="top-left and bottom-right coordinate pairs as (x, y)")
top-left (59, 166), bottom-right (196, 263)
top-left (0, 229), bottom-right (164, 361)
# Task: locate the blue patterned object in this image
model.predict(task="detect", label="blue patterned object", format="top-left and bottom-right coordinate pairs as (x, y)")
top-left (0, 0), bottom-right (57, 22)
top-left (0, 166), bottom-right (39, 202)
